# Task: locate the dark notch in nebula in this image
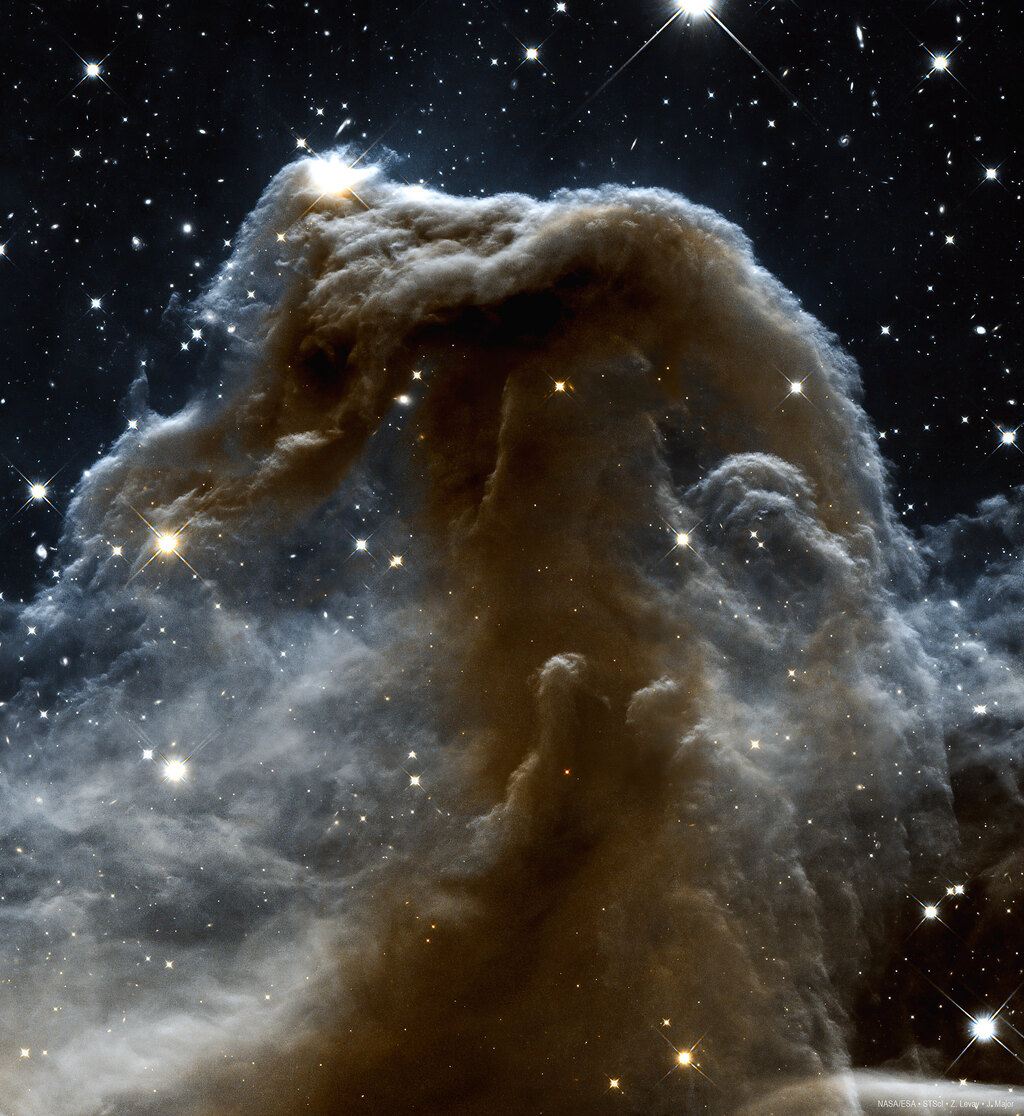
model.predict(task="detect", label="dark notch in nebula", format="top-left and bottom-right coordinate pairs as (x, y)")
top-left (1, 154), bottom-right (1023, 1116)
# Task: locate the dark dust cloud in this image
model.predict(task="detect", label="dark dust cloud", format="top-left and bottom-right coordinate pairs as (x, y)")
top-left (1, 156), bottom-right (1022, 1115)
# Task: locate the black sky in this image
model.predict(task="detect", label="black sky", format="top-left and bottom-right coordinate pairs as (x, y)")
top-left (1, 0), bottom-right (1020, 603)
top-left (3, 5), bottom-right (1024, 1113)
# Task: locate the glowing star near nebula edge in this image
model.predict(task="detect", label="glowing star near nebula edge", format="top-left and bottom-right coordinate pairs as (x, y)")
top-left (2, 154), bottom-right (1024, 1116)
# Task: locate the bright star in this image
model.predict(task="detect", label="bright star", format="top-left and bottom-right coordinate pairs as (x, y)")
top-left (156, 532), bottom-right (179, 554)
top-left (677, 1050), bottom-right (693, 1066)
top-left (525, 47), bottom-right (540, 61)
top-left (29, 483), bottom-right (47, 501)
top-left (1001, 430), bottom-right (1016, 445)
top-left (409, 774), bottom-right (421, 787)
top-left (677, 1), bottom-right (712, 14)
top-left (389, 555), bottom-right (404, 568)
top-left (308, 156), bottom-right (364, 195)
top-left (162, 758), bottom-right (187, 783)
top-left (675, 532), bottom-right (690, 548)
top-left (89, 297), bottom-right (102, 310)
top-left (932, 55), bottom-right (949, 72)
top-left (354, 539), bottom-right (368, 552)
top-left (789, 380), bottom-right (804, 395)
top-left (85, 62), bottom-right (101, 78)
top-left (971, 1016), bottom-right (996, 1042)
top-left (923, 904), bottom-right (938, 920)
top-left (142, 748), bottom-right (153, 760)
top-left (985, 167), bottom-right (998, 181)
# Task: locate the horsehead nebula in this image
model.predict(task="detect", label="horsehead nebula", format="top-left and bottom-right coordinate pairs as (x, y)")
top-left (1, 155), bottom-right (1022, 1116)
